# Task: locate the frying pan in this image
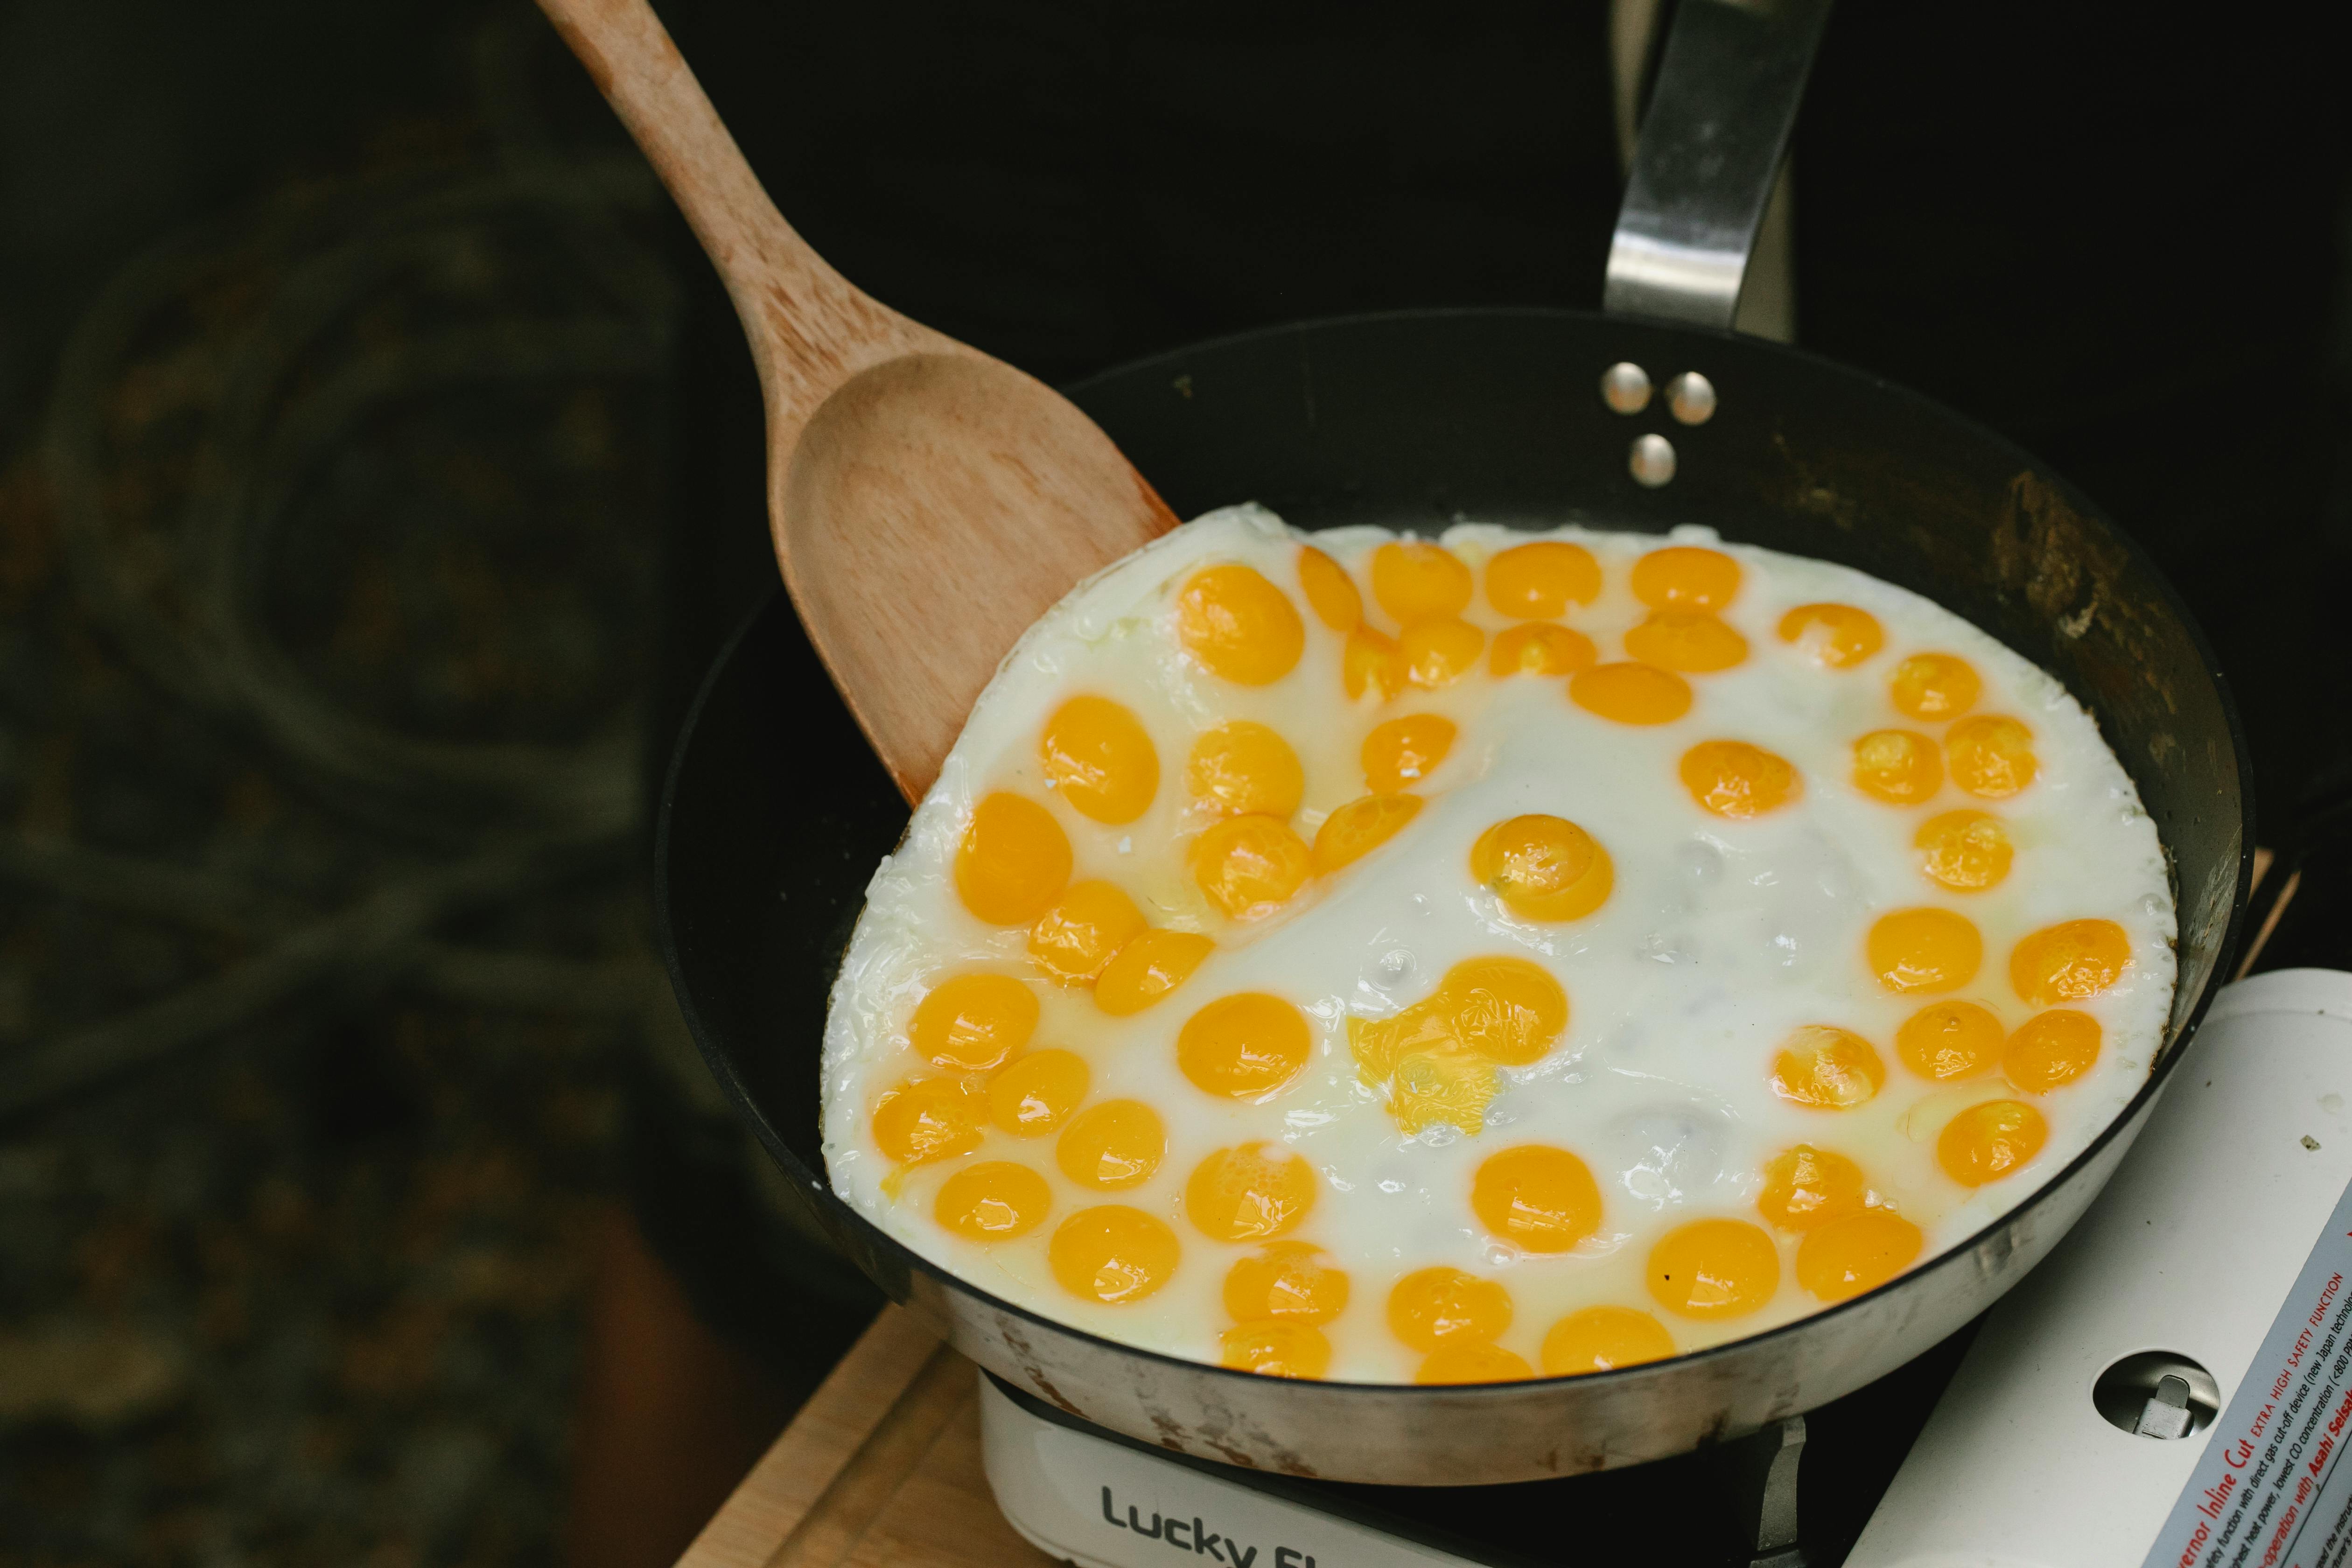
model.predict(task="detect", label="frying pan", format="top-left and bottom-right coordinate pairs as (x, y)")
top-left (652, 0), bottom-right (2252, 1484)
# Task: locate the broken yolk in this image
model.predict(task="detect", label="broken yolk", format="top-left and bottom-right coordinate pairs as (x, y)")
top-left (1221, 1321), bottom-right (1331, 1379)
top-left (1176, 564), bottom-right (1305, 686)
top-left (1778, 602), bottom-right (1884, 668)
top-left (1438, 956), bottom-right (1568, 1065)
top-left (1795, 1211), bottom-right (1922, 1302)
top-left (1039, 695), bottom-right (1159, 825)
top-left (1027, 881), bottom-right (1148, 986)
top-left (871, 1077), bottom-right (987, 1165)
top-left (934, 1161), bottom-right (1052, 1241)
top-left (1387, 1266), bottom-right (1512, 1351)
top-left (1054, 1099), bottom-right (1165, 1189)
top-left (1471, 813), bottom-right (1613, 922)
top-left (2004, 1009), bottom-right (2101, 1093)
top-left (1631, 546), bottom-right (1741, 611)
top-left (1176, 992), bottom-right (1312, 1098)
top-left (1186, 721), bottom-right (1304, 819)
top-left (1852, 729), bottom-right (1943, 805)
top-left (1415, 1341), bottom-right (1535, 1385)
top-left (1490, 622), bottom-right (1598, 678)
top-left (1769, 1025), bottom-right (1887, 1110)
top-left (954, 792), bottom-right (1071, 926)
top-left (1486, 540), bottom-right (1601, 618)
top-left (1191, 813), bottom-right (1311, 919)
top-left (2010, 918), bottom-right (2130, 1006)
top-left (1756, 1144), bottom-right (1869, 1232)
top-left (1680, 739), bottom-right (1800, 819)
top-left (1371, 541), bottom-right (1473, 623)
top-left (1185, 1142), bottom-right (1318, 1242)
top-left (1646, 1218), bottom-right (1779, 1319)
top-left (1895, 1000), bottom-right (2003, 1080)
top-left (1049, 1205), bottom-right (1180, 1304)
top-left (986, 1049), bottom-right (1090, 1137)
top-left (1224, 1242), bottom-right (1351, 1323)
top-left (1401, 617), bottom-right (1485, 688)
top-left (1946, 715), bottom-right (2039, 798)
top-left (1569, 661), bottom-right (1694, 725)
top-left (909, 972), bottom-right (1038, 1071)
top-left (1937, 1099), bottom-right (2048, 1187)
top-left (1890, 653), bottom-right (1980, 721)
top-left (1868, 908), bottom-right (1984, 993)
top-left (1092, 929), bottom-right (1215, 1016)
top-left (1296, 546), bottom-right (1361, 632)
top-left (1470, 1144), bottom-right (1603, 1253)
top-left (1624, 610), bottom-right (1749, 673)
top-left (1362, 714), bottom-right (1457, 793)
top-left (1915, 810), bottom-right (2013, 891)
top-left (1540, 1306), bottom-right (1676, 1376)
top-left (1311, 793), bottom-right (1423, 875)
top-left (1343, 624), bottom-right (1409, 700)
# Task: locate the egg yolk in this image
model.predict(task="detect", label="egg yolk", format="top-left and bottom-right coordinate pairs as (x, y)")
top-left (1470, 1144), bottom-right (1603, 1253)
top-left (1470, 813), bottom-right (1614, 922)
top-left (1937, 1099), bottom-right (2048, 1187)
top-left (934, 1161), bottom-right (1053, 1240)
top-left (1569, 661), bottom-right (1694, 725)
top-left (1895, 1000), bottom-right (2004, 1080)
top-left (2004, 1008), bottom-right (2101, 1093)
top-left (1794, 1211), bottom-right (1923, 1302)
top-left (1177, 992), bottom-right (1312, 1098)
top-left (1224, 1242), bottom-right (1351, 1323)
top-left (1890, 652), bottom-right (1981, 721)
top-left (1778, 603), bottom-right (1884, 668)
top-left (1487, 540), bottom-right (1601, 618)
top-left (1055, 1099), bottom-right (1165, 1189)
top-left (1646, 1218), bottom-right (1780, 1319)
top-left (1387, 1267), bottom-right (1512, 1351)
top-left (1757, 1145), bottom-right (1869, 1232)
top-left (1415, 1342), bottom-right (1536, 1385)
top-left (1176, 565), bottom-right (1305, 686)
top-left (1221, 1321), bottom-right (1331, 1379)
top-left (1399, 617), bottom-right (1484, 689)
top-left (954, 792), bottom-right (1071, 926)
top-left (1363, 714), bottom-right (1457, 793)
top-left (1631, 546), bottom-right (1741, 611)
top-left (2010, 918), bottom-right (2130, 1006)
top-left (1491, 622), bottom-right (1599, 678)
top-left (1296, 546), bottom-right (1361, 632)
top-left (1852, 729), bottom-right (1943, 805)
top-left (1343, 625), bottom-right (1409, 700)
top-left (1027, 881), bottom-right (1148, 986)
top-left (1540, 1306), bottom-right (1677, 1376)
top-left (1049, 1205), bottom-right (1180, 1304)
top-left (872, 1077), bottom-right (987, 1165)
top-left (1680, 739), bottom-right (1800, 819)
top-left (909, 972), bottom-right (1038, 1071)
top-left (1868, 907), bottom-right (1984, 993)
top-left (1769, 1025), bottom-right (1887, 1110)
top-left (1371, 541), bottom-right (1473, 623)
top-left (1914, 810), bottom-right (2013, 893)
top-left (1311, 793), bottom-right (1423, 875)
top-left (1191, 813), bottom-right (1311, 919)
top-left (1439, 955), bottom-right (1568, 1065)
top-left (1093, 929), bottom-right (1215, 1016)
top-left (1039, 695), bottom-right (1159, 825)
top-left (1389, 1047), bottom-right (1500, 1136)
top-left (1946, 715), bottom-right (2039, 798)
top-left (1624, 610), bottom-right (1750, 673)
top-left (987, 1049), bottom-right (1090, 1137)
top-left (1186, 721), bottom-right (1304, 819)
top-left (1185, 1142), bottom-right (1319, 1241)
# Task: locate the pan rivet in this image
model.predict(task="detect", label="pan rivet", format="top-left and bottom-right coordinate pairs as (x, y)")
top-left (1666, 372), bottom-right (1717, 426)
top-left (1630, 433), bottom-right (1677, 487)
top-left (1601, 362), bottom-right (1652, 414)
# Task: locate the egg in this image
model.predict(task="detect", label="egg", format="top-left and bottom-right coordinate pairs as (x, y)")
top-left (820, 506), bottom-right (2176, 1384)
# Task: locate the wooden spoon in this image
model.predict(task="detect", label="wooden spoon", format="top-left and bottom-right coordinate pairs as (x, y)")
top-left (536, 0), bottom-right (1176, 802)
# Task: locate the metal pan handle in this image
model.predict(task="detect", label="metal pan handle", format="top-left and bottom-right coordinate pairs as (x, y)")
top-left (1604, 0), bottom-right (1834, 330)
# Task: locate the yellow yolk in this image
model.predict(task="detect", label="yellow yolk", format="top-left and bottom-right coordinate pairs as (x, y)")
top-left (1311, 793), bottom-right (1424, 875)
top-left (987, 1049), bottom-right (1090, 1136)
top-left (1387, 1266), bottom-right (1512, 1351)
top-left (909, 972), bottom-right (1038, 1071)
top-left (1868, 907), bottom-right (1984, 993)
top-left (1362, 714), bottom-right (1457, 793)
top-left (1388, 1047), bottom-right (1500, 1136)
top-left (1223, 1242), bottom-right (1351, 1323)
top-left (1186, 721), bottom-right (1304, 819)
top-left (2010, 918), bottom-right (2131, 1006)
top-left (1371, 541), bottom-right (1473, 623)
top-left (1778, 602), bottom-right (1884, 668)
top-left (1438, 955), bottom-right (1568, 1065)
top-left (1027, 881), bottom-right (1148, 986)
top-left (1296, 546), bottom-right (1361, 632)
top-left (1631, 546), bottom-right (1741, 610)
top-left (933, 1161), bottom-right (1052, 1240)
top-left (1343, 625), bottom-right (1408, 700)
top-left (1470, 813), bottom-right (1614, 922)
top-left (1400, 616), bottom-right (1485, 689)
top-left (1050, 1205), bottom-right (1180, 1304)
top-left (1191, 813), bottom-right (1311, 919)
top-left (1176, 564), bottom-right (1305, 686)
top-left (1039, 695), bottom-right (1159, 824)
top-left (1852, 729), bottom-right (1943, 805)
top-left (1348, 995), bottom-right (1504, 1136)
top-left (1055, 1099), bottom-right (1165, 1189)
top-left (871, 1077), bottom-right (987, 1165)
top-left (1890, 652), bottom-right (1981, 721)
top-left (1647, 1219), bottom-right (1780, 1319)
top-left (1177, 992), bottom-right (1312, 1098)
top-left (1093, 929), bottom-right (1215, 1016)
top-left (954, 792), bottom-right (1071, 926)
top-left (1415, 1342), bottom-right (1535, 1385)
top-left (1221, 1322), bottom-right (1331, 1379)
top-left (1756, 1144), bottom-right (1869, 1232)
top-left (1769, 1025), bottom-right (1887, 1110)
top-left (1937, 1099), bottom-right (2048, 1187)
top-left (1895, 1000), bottom-right (2004, 1080)
top-left (1915, 810), bottom-right (2013, 892)
top-left (2004, 1009), bottom-right (2102, 1093)
top-left (1569, 661), bottom-right (1694, 725)
top-left (1490, 622), bottom-right (1598, 678)
top-left (1540, 1306), bottom-right (1676, 1376)
top-left (1680, 740), bottom-right (1800, 819)
top-left (1470, 1144), bottom-right (1603, 1253)
top-left (1624, 610), bottom-right (1750, 673)
top-left (1486, 540), bottom-right (1601, 618)
top-left (1185, 1142), bottom-right (1318, 1241)
top-left (1795, 1211), bottom-right (1923, 1302)
top-left (1946, 715), bottom-right (2039, 798)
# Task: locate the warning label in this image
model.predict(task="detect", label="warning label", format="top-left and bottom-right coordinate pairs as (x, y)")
top-left (2144, 1180), bottom-right (2352, 1568)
